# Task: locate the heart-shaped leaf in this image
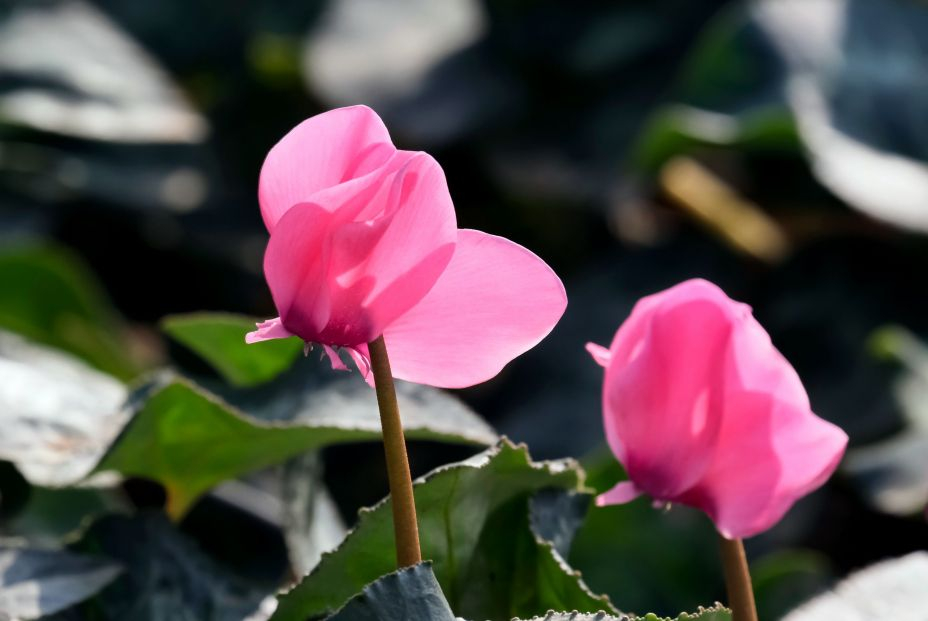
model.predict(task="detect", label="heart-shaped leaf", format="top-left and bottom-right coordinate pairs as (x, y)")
top-left (0, 328), bottom-right (496, 518)
top-left (162, 313), bottom-right (303, 387)
top-left (271, 439), bottom-right (616, 621)
top-left (0, 547), bottom-right (121, 619)
top-left (95, 369), bottom-right (497, 518)
top-left (317, 562), bottom-right (729, 621)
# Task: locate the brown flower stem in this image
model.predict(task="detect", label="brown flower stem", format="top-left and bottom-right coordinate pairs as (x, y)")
top-left (367, 335), bottom-right (422, 568)
top-left (718, 534), bottom-right (758, 621)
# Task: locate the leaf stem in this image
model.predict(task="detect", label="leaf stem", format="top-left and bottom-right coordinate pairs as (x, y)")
top-left (718, 534), bottom-right (758, 621)
top-left (367, 335), bottom-right (422, 567)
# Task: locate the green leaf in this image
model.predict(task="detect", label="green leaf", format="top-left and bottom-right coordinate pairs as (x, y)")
top-left (326, 563), bottom-right (456, 621)
top-left (220, 356), bottom-right (498, 448)
top-left (271, 439), bottom-right (616, 621)
top-left (321, 562), bottom-right (726, 621)
top-left (751, 550), bottom-right (832, 621)
top-left (633, 103), bottom-right (797, 172)
top-left (1, 328), bottom-right (496, 519)
top-left (69, 513), bottom-right (267, 620)
top-left (629, 5), bottom-right (798, 172)
top-left (162, 313), bottom-right (303, 387)
top-left (0, 245), bottom-right (139, 380)
top-left (0, 330), bottom-right (129, 487)
top-left (569, 447), bottom-right (721, 617)
top-left (751, 0), bottom-right (928, 233)
top-left (0, 547), bottom-right (122, 619)
top-left (95, 371), bottom-right (497, 518)
top-left (640, 605), bottom-right (731, 621)
top-left (1, 486), bottom-right (129, 546)
top-left (512, 614), bottom-right (628, 621)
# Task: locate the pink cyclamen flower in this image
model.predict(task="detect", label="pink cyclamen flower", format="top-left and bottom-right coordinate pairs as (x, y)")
top-left (586, 279), bottom-right (848, 539)
top-left (246, 105), bottom-right (566, 389)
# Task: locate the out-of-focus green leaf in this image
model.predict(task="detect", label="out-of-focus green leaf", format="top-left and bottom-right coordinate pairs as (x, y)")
top-left (0, 0), bottom-right (207, 143)
top-left (633, 104), bottom-right (797, 173)
top-left (0, 326), bottom-right (495, 518)
top-left (629, 4), bottom-right (797, 172)
top-left (569, 447), bottom-right (720, 617)
top-left (271, 439), bottom-right (615, 621)
top-left (637, 0), bottom-right (928, 233)
top-left (326, 563), bottom-right (456, 621)
top-left (756, 0), bottom-right (928, 234)
top-left (0, 546), bottom-right (122, 619)
top-left (783, 552), bottom-right (928, 620)
top-left (305, 0), bottom-right (485, 113)
top-left (162, 312), bottom-right (302, 387)
top-left (280, 453), bottom-right (346, 576)
top-left (0, 246), bottom-right (138, 380)
top-left (69, 513), bottom-right (266, 620)
top-left (95, 371), bottom-right (497, 518)
top-left (0, 486), bottom-right (128, 546)
top-left (219, 356), bottom-right (497, 448)
top-left (0, 326), bottom-right (495, 521)
top-left (843, 326), bottom-right (928, 515)
top-left (751, 550), bottom-right (832, 621)
top-left (0, 330), bottom-right (129, 487)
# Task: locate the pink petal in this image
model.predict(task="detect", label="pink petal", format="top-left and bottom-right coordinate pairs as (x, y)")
top-left (346, 345), bottom-right (374, 386)
top-left (323, 344), bottom-right (349, 371)
top-left (585, 342), bottom-right (612, 367)
top-left (258, 105), bottom-right (396, 232)
top-left (245, 317), bottom-right (294, 343)
top-left (324, 153), bottom-right (457, 332)
top-left (382, 230), bottom-right (567, 388)
top-left (726, 311), bottom-right (811, 411)
top-left (599, 279), bottom-right (748, 472)
top-left (596, 481), bottom-right (642, 507)
top-left (684, 390), bottom-right (848, 539)
top-left (603, 294), bottom-right (733, 500)
top-left (263, 154), bottom-right (456, 347)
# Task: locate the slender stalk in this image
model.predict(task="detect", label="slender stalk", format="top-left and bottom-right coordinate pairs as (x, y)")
top-left (367, 335), bottom-right (422, 567)
top-left (718, 534), bottom-right (758, 621)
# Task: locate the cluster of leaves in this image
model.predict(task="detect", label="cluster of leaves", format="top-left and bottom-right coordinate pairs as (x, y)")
top-left (0, 243), bottom-right (729, 620)
top-left (2, 242), bottom-right (921, 620)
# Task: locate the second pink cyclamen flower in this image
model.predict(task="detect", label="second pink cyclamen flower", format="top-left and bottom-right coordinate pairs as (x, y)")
top-left (587, 279), bottom-right (848, 538)
top-left (247, 105), bottom-right (567, 389)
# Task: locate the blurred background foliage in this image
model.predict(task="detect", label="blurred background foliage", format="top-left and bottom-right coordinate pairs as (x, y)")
top-left (1, 0), bottom-right (928, 618)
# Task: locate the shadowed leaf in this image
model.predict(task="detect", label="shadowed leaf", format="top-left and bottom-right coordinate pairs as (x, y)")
top-left (326, 563), bottom-right (456, 621)
top-left (0, 547), bottom-right (121, 619)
